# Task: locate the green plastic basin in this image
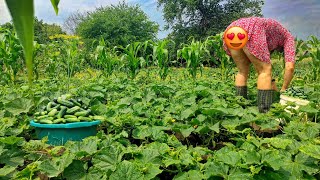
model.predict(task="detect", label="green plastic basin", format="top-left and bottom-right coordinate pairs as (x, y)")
top-left (30, 120), bottom-right (101, 145)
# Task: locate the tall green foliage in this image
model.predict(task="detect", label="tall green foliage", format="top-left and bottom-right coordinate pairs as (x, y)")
top-left (157, 0), bottom-right (264, 44)
top-left (93, 37), bottom-right (120, 77)
top-left (0, 28), bottom-right (24, 83)
top-left (76, 2), bottom-right (159, 48)
top-left (178, 39), bottom-right (210, 79)
top-left (5, 0), bottom-right (35, 83)
top-left (4, 0), bottom-right (60, 83)
top-left (153, 40), bottom-right (174, 80)
top-left (121, 42), bottom-right (143, 79)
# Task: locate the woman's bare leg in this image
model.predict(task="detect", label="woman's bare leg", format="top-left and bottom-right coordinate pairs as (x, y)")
top-left (242, 47), bottom-right (272, 90)
top-left (228, 48), bottom-right (251, 86)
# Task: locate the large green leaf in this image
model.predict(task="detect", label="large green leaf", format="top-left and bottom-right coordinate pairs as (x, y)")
top-left (137, 148), bottom-right (161, 165)
top-left (299, 144), bottom-right (320, 160)
top-left (141, 163), bottom-right (162, 179)
top-left (281, 153), bottom-right (319, 179)
top-left (260, 149), bottom-right (291, 171)
top-left (180, 107), bottom-right (196, 120)
top-left (173, 170), bottom-right (204, 180)
top-left (109, 160), bottom-right (144, 180)
top-left (63, 160), bottom-right (87, 180)
top-left (0, 165), bottom-right (16, 177)
top-left (214, 147), bottom-right (241, 166)
top-left (92, 145), bottom-right (123, 172)
top-left (239, 150), bottom-right (261, 165)
top-left (261, 138), bottom-right (293, 149)
top-left (204, 161), bottom-right (229, 178)
top-left (65, 136), bottom-right (99, 157)
top-left (0, 136), bottom-right (24, 145)
top-left (254, 169), bottom-right (291, 180)
top-left (5, 0), bottom-right (34, 83)
top-left (0, 147), bottom-right (25, 167)
top-left (4, 98), bottom-right (33, 116)
top-left (227, 168), bottom-right (253, 180)
top-left (132, 125), bottom-right (152, 140)
top-left (38, 152), bottom-right (75, 178)
top-left (0, 118), bottom-right (16, 137)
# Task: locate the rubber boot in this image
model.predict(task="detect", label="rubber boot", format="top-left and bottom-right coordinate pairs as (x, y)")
top-left (236, 86), bottom-right (248, 99)
top-left (257, 90), bottom-right (273, 113)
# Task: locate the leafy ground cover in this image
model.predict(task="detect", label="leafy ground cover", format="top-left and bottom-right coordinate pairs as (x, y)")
top-left (0, 67), bottom-right (319, 180)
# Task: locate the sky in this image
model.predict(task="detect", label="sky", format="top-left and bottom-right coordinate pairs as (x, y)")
top-left (0, 0), bottom-right (320, 40)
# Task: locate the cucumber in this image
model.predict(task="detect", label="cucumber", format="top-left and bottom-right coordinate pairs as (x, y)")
top-left (53, 98), bottom-right (58, 103)
top-left (53, 118), bottom-right (65, 124)
top-left (70, 99), bottom-right (82, 107)
top-left (57, 97), bottom-right (74, 107)
top-left (40, 111), bottom-right (48, 116)
top-left (52, 104), bottom-right (61, 110)
top-left (92, 116), bottom-right (105, 121)
top-left (77, 99), bottom-right (83, 105)
top-left (36, 115), bottom-right (49, 120)
top-left (45, 117), bottom-right (54, 121)
top-left (66, 106), bottom-right (81, 114)
top-left (64, 115), bottom-right (77, 119)
top-left (41, 106), bottom-right (47, 111)
top-left (66, 118), bottom-right (80, 123)
top-left (61, 94), bottom-right (73, 100)
top-left (39, 119), bottom-right (53, 124)
top-left (48, 109), bottom-right (58, 117)
top-left (57, 106), bottom-right (67, 119)
top-left (78, 116), bottom-right (92, 122)
top-left (47, 102), bottom-right (53, 111)
top-left (74, 110), bottom-right (89, 117)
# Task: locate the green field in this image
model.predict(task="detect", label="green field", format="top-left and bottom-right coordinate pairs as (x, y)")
top-left (0, 63), bottom-right (319, 179)
top-left (1, 2), bottom-right (320, 178)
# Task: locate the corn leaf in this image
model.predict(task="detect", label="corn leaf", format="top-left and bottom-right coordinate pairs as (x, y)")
top-left (50, 0), bottom-right (60, 15)
top-left (5, 0), bottom-right (34, 83)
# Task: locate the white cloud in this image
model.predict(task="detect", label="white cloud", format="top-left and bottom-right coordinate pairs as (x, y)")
top-left (263, 0), bottom-right (320, 40)
top-left (0, 0), bottom-right (11, 24)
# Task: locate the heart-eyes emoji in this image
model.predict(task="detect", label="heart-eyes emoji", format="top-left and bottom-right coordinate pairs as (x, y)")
top-left (224, 26), bottom-right (248, 50)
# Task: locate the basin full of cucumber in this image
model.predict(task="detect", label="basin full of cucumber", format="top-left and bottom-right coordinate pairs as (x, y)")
top-left (281, 87), bottom-right (308, 99)
top-left (33, 94), bottom-right (105, 124)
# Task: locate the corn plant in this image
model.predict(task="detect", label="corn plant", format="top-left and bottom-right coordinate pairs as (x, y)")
top-left (308, 47), bottom-right (320, 81)
top-left (295, 38), bottom-right (309, 62)
top-left (49, 35), bottom-right (84, 90)
top-left (299, 36), bottom-right (320, 82)
top-left (0, 28), bottom-right (24, 83)
top-left (43, 42), bottom-right (62, 78)
top-left (153, 40), bottom-right (174, 80)
top-left (4, 0), bottom-right (59, 83)
top-left (120, 42), bottom-right (143, 79)
top-left (32, 41), bottom-right (44, 80)
top-left (205, 34), bottom-right (233, 80)
top-left (177, 38), bottom-right (208, 79)
top-left (94, 37), bottom-right (120, 77)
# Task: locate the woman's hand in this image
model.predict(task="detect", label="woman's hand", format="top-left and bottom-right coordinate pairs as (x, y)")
top-left (271, 79), bottom-right (279, 91)
top-left (281, 62), bottom-right (295, 90)
top-left (280, 88), bottom-right (286, 93)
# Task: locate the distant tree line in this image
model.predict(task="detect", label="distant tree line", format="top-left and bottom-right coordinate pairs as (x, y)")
top-left (2, 0), bottom-right (264, 48)
top-left (1, 17), bottom-right (66, 44)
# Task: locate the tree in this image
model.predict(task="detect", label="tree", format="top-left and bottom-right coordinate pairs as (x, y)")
top-left (75, 2), bottom-right (159, 48)
top-left (1, 17), bottom-right (66, 44)
top-left (34, 18), bottom-right (66, 44)
top-left (157, 0), bottom-right (264, 44)
top-left (63, 11), bottom-right (87, 35)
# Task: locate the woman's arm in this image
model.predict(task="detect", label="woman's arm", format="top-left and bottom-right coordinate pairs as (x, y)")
top-left (281, 34), bottom-right (296, 91)
top-left (281, 62), bottom-right (295, 91)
